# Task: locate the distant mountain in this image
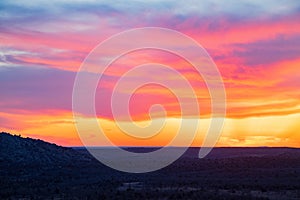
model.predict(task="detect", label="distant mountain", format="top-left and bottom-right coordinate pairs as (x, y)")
top-left (185, 146), bottom-right (300, 159)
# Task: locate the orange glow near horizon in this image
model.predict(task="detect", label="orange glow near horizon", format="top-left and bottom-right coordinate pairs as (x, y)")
top-left (2, 112), bottom-right (300, 147)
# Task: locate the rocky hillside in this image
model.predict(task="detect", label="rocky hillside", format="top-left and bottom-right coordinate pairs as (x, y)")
top-left (0, 132), bottom-right (118, 199)
top-left (0, 132), bottom-right (91, 166)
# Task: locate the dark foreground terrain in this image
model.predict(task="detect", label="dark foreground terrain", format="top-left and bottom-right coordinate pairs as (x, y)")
top-left (1, 132), bottom-right (300, 200)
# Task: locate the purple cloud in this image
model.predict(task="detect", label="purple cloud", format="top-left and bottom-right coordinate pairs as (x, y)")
top-left (230, 35), bottom-right (300, 66)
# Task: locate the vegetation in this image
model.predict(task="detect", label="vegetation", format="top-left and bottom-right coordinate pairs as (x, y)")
top-left (1, 132), bottom-right (300, 199)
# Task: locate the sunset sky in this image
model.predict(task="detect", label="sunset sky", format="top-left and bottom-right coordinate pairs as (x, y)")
top-left (1, 0), bottom-right (300, 147)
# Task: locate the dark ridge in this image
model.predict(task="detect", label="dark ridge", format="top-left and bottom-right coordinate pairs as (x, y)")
top-left (0, 131), bottom-right (91, 166)
top-left (183, 146), bottom-right (300, 159)
top-left (79, 146), bottom-right (300, 159)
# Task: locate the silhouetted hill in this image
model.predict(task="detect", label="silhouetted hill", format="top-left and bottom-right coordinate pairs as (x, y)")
top-left (0, 132), bottom-right (116, 199)
top-left (0, 132), bottom-right (91, 166)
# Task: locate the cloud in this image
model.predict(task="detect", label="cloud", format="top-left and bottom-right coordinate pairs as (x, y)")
top-left (230, 35), bottom-right (300, 66)
top-left (0, 115), bottom-right (16, 129)
top-left (1, 0), bottom-right (300, 37)
top-left (0, 66), bottom-right (75, 113)
top-left (2, 0), bottom-right (300, 18)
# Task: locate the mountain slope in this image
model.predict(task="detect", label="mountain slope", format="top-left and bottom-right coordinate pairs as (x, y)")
top-left (0, 132), bottom-right (90, 166)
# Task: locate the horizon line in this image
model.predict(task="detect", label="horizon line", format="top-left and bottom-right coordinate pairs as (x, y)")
top-left (70, 146), bottom-right (299, 149)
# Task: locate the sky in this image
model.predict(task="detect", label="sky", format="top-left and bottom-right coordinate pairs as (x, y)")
top-left (0, 0), bottom-right (300, 147)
